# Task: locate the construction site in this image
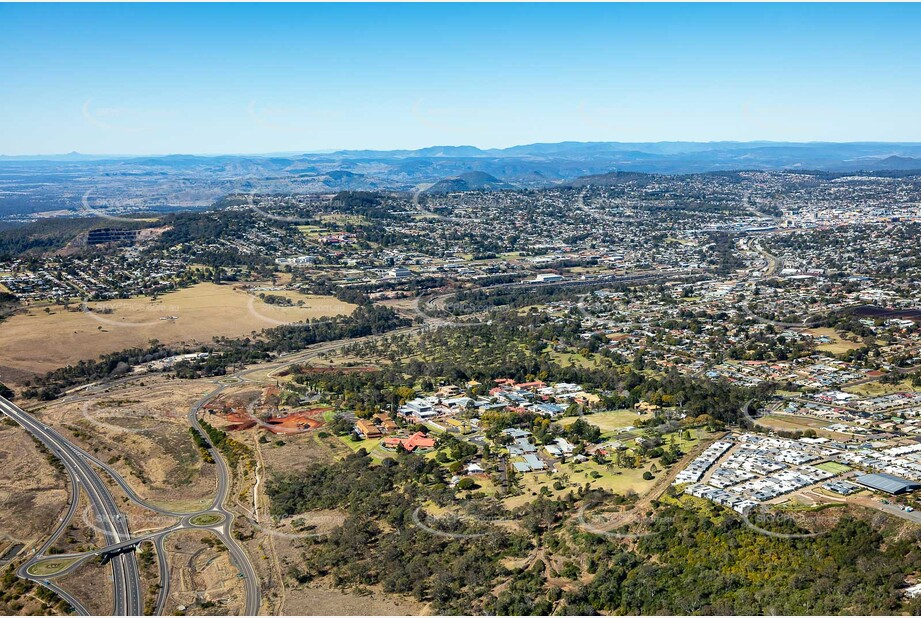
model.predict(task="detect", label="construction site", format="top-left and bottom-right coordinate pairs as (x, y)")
top-left (201, 386), bottom-right (329, 435)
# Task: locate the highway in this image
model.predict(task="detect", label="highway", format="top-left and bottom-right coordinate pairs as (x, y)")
top-left (415, 269), bottom-right (696, 325)
top-left (3, 269), bottom-right (691, 615)
top-left (4, 331), bottom-right (426, 617)
top-left (0, 395), bottom-right (142, 616)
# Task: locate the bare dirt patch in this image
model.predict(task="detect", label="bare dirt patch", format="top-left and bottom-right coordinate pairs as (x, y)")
top-left (0, 283), bottom-right (355, 379)
top-left (284, 585), bottom-right (426, 616)
top-left (163, 530), bottom-right (245, 616)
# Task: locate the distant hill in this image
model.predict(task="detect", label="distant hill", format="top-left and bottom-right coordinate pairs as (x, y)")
top-left (6, 141), bottom-right (921, 219)
top-left (425, 171), bottom-right (516, 193)
top-left (850, 155), bottom-right (921, 171)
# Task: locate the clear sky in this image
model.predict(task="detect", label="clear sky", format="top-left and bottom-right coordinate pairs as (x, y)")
top-left (2, 2), bottom-right (921, 155)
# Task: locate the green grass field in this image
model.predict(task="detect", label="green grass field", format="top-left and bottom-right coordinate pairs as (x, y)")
top-left (296, 224), bottom-right (327, 238)
top-left (558, 409), bottom-right (641, 435)
top-left (27, 557), bottom-right (80, 576)
top-left (189, 513), bottom-right (224, 526)
top-left (814, 461), bottom-right (851, 474)
top-left (504, 459), bottom-right (660, 509)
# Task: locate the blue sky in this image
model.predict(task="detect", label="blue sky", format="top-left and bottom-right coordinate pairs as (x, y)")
top-left (2, 3), bottom-right (921, 155)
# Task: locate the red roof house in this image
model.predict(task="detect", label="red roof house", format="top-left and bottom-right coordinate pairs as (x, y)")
top-left (383, 431), bottom-right (436, 452)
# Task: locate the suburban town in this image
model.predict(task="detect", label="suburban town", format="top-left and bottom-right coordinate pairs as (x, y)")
top-left (4, 165), bottom-right (921, 616)
top-left (5, 2), bottom-right (921, 616)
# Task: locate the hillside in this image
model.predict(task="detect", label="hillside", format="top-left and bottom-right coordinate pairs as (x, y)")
top-left (425, 171), bottom-right (516, 193)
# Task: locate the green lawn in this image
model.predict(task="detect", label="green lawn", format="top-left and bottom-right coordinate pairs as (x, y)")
top-left (815, 461), bottom-right (851, 474)
top-left (189, 513), bottom-right (224, 526)
top-left (27, 557), bottom-right (80, 577)
top-left (296, 225), bottom-right (327, 238)
top-left (338, 434), bottom-right (381, 453)
top-left (558, 409), bottom-right (641, 435)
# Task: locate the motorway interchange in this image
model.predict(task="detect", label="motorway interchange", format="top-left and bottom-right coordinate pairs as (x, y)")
top-left (0, 391), bottom-right (258, 617)
top-left (0, 269), bottom-right (721, 616)
top-left (0, 322), bottom-right (434, 616)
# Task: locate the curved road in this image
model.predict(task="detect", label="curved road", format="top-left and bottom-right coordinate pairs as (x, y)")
top-left (1, 395), bottom-right (142, 616)
top-left (5, 268), bottom-right (696, 615)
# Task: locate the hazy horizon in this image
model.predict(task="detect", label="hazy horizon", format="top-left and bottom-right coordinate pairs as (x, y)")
top-left (7, 139), bottom-right (921, 160)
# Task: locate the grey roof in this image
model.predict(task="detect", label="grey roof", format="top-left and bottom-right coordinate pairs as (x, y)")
top-left (523, 454), bottom-right (546, 469)
top-left (854, 473), bottom-right (921, 494)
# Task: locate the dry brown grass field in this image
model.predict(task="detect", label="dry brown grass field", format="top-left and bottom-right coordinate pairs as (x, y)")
top-left (242, 425), bottom-right (425, 616)
top-left (0, 283), bottom-right (355, 381)
top-left (0, 419), bottom-right (69, 555)
top-left (802, 327), bottom-right (864, 354)
top-left (283, 586), bottom-right (426, 616)
top-left (45, 491), bottom-right (105, 556)
top-left (758, 413), bottom-right (853, 439)
top-left (56, 558), bottom-right (115, 616)
top-left (36, 377), bottom-right (219, 511)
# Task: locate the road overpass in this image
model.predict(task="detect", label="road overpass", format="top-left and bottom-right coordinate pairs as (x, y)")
top-left (0, 395), bottom-right (142, 615)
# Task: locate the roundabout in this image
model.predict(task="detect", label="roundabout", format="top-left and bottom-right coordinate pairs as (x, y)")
top-left (188, 512), bottom-right (225, 527)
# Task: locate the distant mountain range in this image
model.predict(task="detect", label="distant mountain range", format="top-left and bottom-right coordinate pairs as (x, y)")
top-left (6, 140), bottom-right (921, 169)
top-left (5, 141), bottom-right (921, 177)
top-left (3, 141), bottom-right (921, 219)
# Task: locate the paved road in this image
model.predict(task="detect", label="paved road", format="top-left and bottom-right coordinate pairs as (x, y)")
top-left (74, 447), bottom-right (188, 518)
top-left (186, 387), bottom-right (261, 617)
top-left (5, 268), bottom-right (696, 614)
top-left (751, 239), bottom-right (781, 278)
top-left (415, 269), bottom-right (696, 325)
top-left (9, 326), bottom-right (428, 617)
top-left (1, 395), bottom-right (142, 616)
top-left (153, 534), bottom-right (171, 616)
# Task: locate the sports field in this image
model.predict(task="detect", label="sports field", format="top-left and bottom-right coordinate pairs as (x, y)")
top-left (815, 461), bottom-right (851, 474)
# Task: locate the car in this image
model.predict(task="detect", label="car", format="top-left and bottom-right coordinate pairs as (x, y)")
top-left (905, 506), bottom-right (915, 512)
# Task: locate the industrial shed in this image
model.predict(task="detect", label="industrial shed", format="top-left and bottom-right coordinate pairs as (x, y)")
top-left (854, 473), bottom-right (921, 495)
